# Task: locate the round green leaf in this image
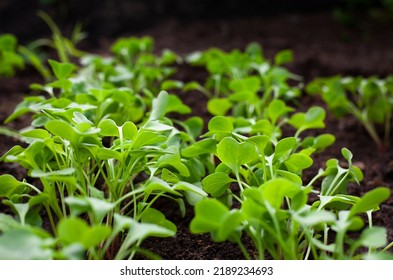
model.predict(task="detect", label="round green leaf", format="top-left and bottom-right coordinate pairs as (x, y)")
top-left (207, 98), bottom-right (232, 116)
top-left (217, 137), bottom-right (257, 173)
top-left (202, 172), bottom-right (235, 197)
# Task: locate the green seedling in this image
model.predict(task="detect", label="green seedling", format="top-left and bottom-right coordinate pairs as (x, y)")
top-left (184, 43), bottom-right (301, 118)
top-left (0, 34), bottom-right (24, 77)
top-left (103, 36), bottom-right (181, 95)
top-left (184, 107), bottom-right (334, 209)
top-left (35, 10), bottom-right (87, 63)
top-left (0, 212), bottom-right (176, 260)
top-left (307, 75), bottom-right (393, 149)
top-left (0, 91), bottom-right (206, 259)
top-left (191, 148), bottom-right (391, 260)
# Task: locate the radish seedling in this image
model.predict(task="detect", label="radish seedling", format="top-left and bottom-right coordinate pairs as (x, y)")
top-left (307, 75), bottom-right (393, 149)
top-left (191, 149), bottom-right (391, 260)
top-left (185, 43), bottom-right (301, 118)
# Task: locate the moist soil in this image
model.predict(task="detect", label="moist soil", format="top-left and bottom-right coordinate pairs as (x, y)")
top-left (1, 11), bottom-right (393, 259)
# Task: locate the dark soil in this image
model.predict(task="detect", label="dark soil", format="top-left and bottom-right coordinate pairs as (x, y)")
top-left (1, 10), bottom-right (393, 259)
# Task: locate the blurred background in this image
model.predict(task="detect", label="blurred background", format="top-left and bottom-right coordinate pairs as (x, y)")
top-left (1, 0), bottom-right (393, 77)
top-left (1, 1), bottom-right (331, 38)
top-left (1, 0), bottom-right (392, 41)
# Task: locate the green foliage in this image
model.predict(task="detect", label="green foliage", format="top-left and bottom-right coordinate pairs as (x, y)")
top-left (191, 149), bottom-right (391, 259)
top-left (307, 75), bottom-right (393, 148)
top-left (0, 34), bottom-right (24, 77)
top-left (37, 10), bottom-right (87, 63)
top-left (0, 89), bottom-right (206, 259)
top-left (1, 32), bottom-right (391, 260)
top-left (185, 43), bottom-right (301, 119)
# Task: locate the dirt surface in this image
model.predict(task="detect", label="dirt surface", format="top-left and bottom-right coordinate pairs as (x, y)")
top-left (1, 11), bottom-right (393, 259)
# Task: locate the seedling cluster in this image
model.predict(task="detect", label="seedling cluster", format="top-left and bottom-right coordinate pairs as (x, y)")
top-left (0, 27), bottom-right (392, 260)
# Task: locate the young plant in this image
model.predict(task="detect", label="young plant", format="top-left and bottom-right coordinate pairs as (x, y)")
top-left (0, 91), bottom-right (206, 259)
top-left (184, 43), bottom-right (302, 118)
top-left (182, 104), bottom-right (334, 210)
top-left (80, 36), bottom-right (182, 96)
top-left (0, 34), bottom-right (24, 77)
top-left (35, 10), bottom-right (87, 63)
top-left (307, 75), bottom-right (393, 149)
top-left (190, 148), bottom-right (392, 260)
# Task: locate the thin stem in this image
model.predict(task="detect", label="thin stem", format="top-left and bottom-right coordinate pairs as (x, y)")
top-left (237, 239), bottom-right (251, 260)
top-left (382, 241), bottom-right (393, 252)
top-left (45, 204), bottom-right (57, 235)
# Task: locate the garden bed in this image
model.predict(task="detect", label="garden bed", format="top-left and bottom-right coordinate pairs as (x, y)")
top-left (1, 10), bottom-right (393, 259)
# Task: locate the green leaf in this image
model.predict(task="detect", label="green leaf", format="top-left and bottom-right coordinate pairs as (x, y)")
top-left (190, 199), bottom-right (227, 233)
top-left (208, 116), bottom-right (233, 133)
top-left (202, 172), bottom-right (235, 197)
top-left (57, 217), bottom-right (111, 249)
top-left (72, 112), bottom-right (93, 126)
top-left (251, 119), bottom-right (276, 137)
top-left (65, 196), bottom-right (115, 224)
top-left (217, 137), bottom-right (257, 174)
top-left (259, 178), bottom-right (301, 209)
top-left (318, 194), bottom-right (359, 210)
top-left (363, 252), bottom-right (393, 260)
top-left (0, 174), bottom-right (26, 198)
top-left (246, 135), bottom-right (270, 156)
top-left (98, 119), bottom-right (119, 137)
top-left (229, 76), bottom-right (260, 92)
top-left (341, 148), bottom-right (353, 162)
top-left (267, 99), bottom-right (294, 124)
top-left (293, 209), bottom-right (336, 227)
top-left (58, 217), bottom-right (89, 244)
top-left (183, 81), bottom-right (204, 92)
top-left (157, 147), bottom-right (190, 177)
top-left (122, 122), bottom-right (138, 140)
top-left (274, 49), bottom-right (293, 65)
top-left (0, 214), bottom-right (21, 232)
top-left (184, 117), bottom-right (204, 139)
top-left (0, 126), bottom-right (21, 140)
top-left (48, 59), bottom-right (75, 80)
top-left (118, 219), bottom-right (175, 258)
top-left (203, 116), bottom-right (233, 141)
top-left (45, 120), bottom-right (78, 145)
top-left (190, 199), bottom-right (242, 242)
top-left (228, 91), bottom-right (256, 102)
top-left (2, 201), bottom-right (29, 225)
top-left (144, 177), bottom-right (180, 197)
top-left (161, 80), bottom-right (184, 90)
top-left (349, 187), bottom-right (390, 217)
top-left (30, 168), bottom-right (76, 185)
top-left (0, 34), bottom-right (17, 51)
top-left (132, 131), bottom-right (166, 148)
top-left (20, 129), bottom-right (51, 141)
top-left (140, 208), bottom-right (176, 233)
top-left (166, 95), bottom-right (191, 115)
top-left (149, 91), bottom-right (169, 120)
top-left (288, 106), bottom-right (326, 133)
top-left (0, 229), bottom-right (53, 260)
top-left (359, 227), bottom-right (387, 248)
top-left (182, 139), bottom-right (217, 158)
top-left (276, 170), bottom-right (302, 185)
top-left (129, 220), bottom-right (175, 240)
top-left (273, 137), bottom-right (297, 162)
top-left (207, 98), bottom-right (232, 116)
top-left (284, 153), bottom-right (313, 173)
top-left (82, 226), bottom-right (111, 249)
top-left (312, 134), bottom-right (336, 152)
top-left (173, 181), bottom-right (207, 205)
